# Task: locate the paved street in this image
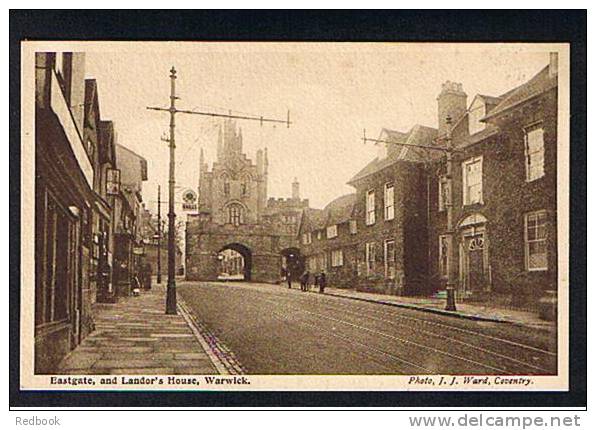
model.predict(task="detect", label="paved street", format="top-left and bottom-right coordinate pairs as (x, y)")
top-left (178, 281), bottom-right (557, 375)
top-left (58, 285), bottom-right (218, 375)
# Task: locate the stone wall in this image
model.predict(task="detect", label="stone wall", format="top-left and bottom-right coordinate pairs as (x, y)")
top-left (185, 217), bottom-right (299, 284)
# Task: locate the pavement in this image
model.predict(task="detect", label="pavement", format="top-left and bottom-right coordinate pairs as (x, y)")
top-left (57, 283), bottom-right (220, 375)
top-left (177, 281), bottom-right (557, 375)
top-left (321, 286), bottom-right (555, 331)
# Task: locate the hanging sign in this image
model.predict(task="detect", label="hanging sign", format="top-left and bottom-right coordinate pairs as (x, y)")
top-left (106, 168), bottom-right (121, 195)
top-left (182, 189), bottom-right (198, 211)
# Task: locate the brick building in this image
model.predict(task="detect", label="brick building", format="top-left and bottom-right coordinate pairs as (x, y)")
top-left (427, 56), bottom-right (559, 309)
top-left (298, 126), bottom-right (438, 294)
top-left (300, 56), bottom-right (559, 311)
top-left (185, 119), bottom-right (309, 283)
top-left (298, 194), bottom-right (358, 286)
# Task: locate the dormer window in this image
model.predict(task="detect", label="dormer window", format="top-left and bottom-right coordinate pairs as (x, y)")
top-left (468, 97), bottom-right (486, 135)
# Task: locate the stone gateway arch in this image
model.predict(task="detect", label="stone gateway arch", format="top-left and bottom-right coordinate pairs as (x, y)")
top-left (185, 119), bottom-right (308, 283)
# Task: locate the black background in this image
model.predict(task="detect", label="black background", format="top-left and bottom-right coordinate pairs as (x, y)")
top-left (9, 9), bottom-right (587, 409)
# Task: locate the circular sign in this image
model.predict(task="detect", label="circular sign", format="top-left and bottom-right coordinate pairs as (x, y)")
top-left (182, 189), bottom-right (197, 204)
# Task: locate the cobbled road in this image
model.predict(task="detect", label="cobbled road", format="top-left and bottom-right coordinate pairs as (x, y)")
top-left (177, 281), bottom-right (557, 375)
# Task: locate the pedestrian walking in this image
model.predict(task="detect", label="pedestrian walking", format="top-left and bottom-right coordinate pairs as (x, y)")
top-left (286, 268), bottom-right (292, 289)
top-left (319, 271), bottom-right (327, 294)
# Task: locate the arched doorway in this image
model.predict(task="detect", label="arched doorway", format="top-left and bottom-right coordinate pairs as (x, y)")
top-left (280, 247), bottom-right (304, 281)
top-left (217, 243), bottom-right (252, 281)
top-left (457, 213), bottom-right (489, 297)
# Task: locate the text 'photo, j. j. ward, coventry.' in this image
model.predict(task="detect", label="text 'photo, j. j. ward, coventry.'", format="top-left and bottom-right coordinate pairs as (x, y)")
top-left (21, 42), bottom-right (569, 391)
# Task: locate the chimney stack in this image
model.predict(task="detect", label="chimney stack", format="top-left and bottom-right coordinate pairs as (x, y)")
top-left (549, 52), bottom-right (558, 79)
top-left (437, 81), bottom-right (467, 138)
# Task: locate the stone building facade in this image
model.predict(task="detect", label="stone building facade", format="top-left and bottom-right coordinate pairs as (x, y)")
top-left (185, 119), bottom-right (309, 283)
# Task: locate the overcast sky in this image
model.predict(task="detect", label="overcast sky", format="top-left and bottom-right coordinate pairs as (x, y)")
top-left (83, 43), bottom-right (552, 212)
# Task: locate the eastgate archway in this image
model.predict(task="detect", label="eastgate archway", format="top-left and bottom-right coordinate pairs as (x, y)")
top-left (217, 243), bottom-right (252, 281)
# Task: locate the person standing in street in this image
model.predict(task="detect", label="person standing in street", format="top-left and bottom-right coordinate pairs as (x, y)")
top-left (286, 268), bottom-right (292, 289)
top-left (300, 270), bottom-right (310, 292)
top-left (319, 271), bottom-right (327, 294)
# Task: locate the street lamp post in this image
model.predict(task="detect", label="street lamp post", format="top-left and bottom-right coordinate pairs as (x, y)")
top-left (361, 115), bottom-right (459, 311)
top-left (156, 184), bottom-right (162, 285)
top-left (165, 67), bottom-right (178, 315)
top-left (443, 115), bottom-right (457, 311)
top-left (147, 67), bottom-right (290, 314)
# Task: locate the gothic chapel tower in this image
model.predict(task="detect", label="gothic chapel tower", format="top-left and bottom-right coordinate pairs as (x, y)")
top-left (198, 119), bottom-right (267, 225)
top-left (189, 118), bottom-right (307, 283)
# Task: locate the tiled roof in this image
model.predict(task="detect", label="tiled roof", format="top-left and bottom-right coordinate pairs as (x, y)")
top-left (301, 193), bottom-right (357, 231)
top-left (301, 208), bottom-right (326, 230)
top-left (483, 65), bottom-right (557, 121)
top-left (477, 94), bottom-right (503, 106)
top-left (348, 124), bottom-right (438, 184)
top-left (383, 128), bottom-right (409, 144)
top-left (325, 193), bottom-right (357, 225)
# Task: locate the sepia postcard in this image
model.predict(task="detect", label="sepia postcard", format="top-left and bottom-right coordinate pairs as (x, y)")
top-left (20, 41), bottom-right (570, 392)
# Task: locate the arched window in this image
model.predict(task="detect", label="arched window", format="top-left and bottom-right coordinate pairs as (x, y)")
top-left (228, 204), bottom-right (244, 226)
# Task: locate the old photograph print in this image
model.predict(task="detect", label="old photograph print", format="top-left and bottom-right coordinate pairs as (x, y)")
top-left (21, 42), bottom-right (569, 391)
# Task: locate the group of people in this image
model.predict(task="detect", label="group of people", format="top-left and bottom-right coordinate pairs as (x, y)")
top-left (284, 268), bottom-right (326, 293)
